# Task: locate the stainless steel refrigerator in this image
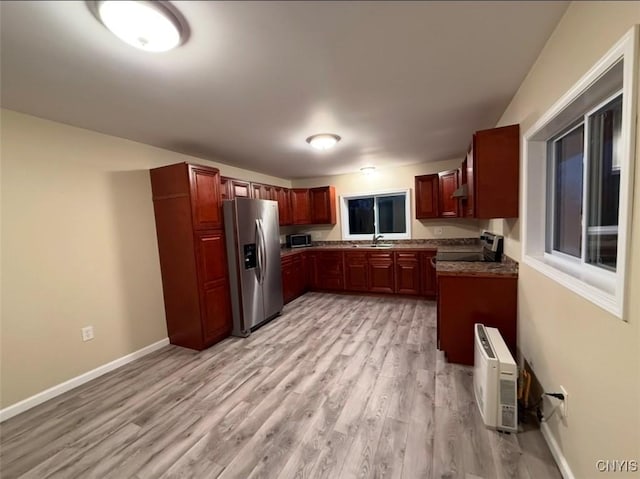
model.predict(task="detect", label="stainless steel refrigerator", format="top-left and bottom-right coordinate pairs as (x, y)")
top-left (224, 198), bottom-right (283, 337)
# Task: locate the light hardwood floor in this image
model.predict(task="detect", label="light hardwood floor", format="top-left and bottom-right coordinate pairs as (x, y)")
top-left (0, 293), bottom-right (561, 479)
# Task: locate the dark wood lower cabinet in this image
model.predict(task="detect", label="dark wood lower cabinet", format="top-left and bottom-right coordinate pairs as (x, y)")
top-left (282, 252), bottom-right (310, 305)
top-left (317, 252), bottom-right (344, 291)
top-left (345, 252), bottom-right (369, 291)
top-left (368, 253), bottom-right (395, 294)
top-left (437, 274), bottom-right (517, 365)
top-left (281, 248), bottom-right (437, 302)
top-left (395, 252), bottom-right (420, 295)
top-left (420, 250), bottom-right (437, 299)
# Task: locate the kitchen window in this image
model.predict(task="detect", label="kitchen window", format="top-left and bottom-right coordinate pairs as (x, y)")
top-left (522, 27), bottom-right (637, 319)
top-left (341, 189), bottom-right (411, 240)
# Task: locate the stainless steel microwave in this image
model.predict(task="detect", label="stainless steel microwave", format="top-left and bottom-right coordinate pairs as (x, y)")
top-left (286, 234), bottom-right (312, 248)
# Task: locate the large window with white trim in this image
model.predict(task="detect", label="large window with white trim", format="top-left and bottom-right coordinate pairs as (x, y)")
top-left (546, 92), bottom-right (622, 271)
top-left (341, 189), bottom-right (411, 240)
top-left (523, 27), bottom-right (637, 319)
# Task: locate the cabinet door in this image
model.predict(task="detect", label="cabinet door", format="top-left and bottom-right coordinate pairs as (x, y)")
top-left (251, 183), bottom-right (265, 199)
top-left (368, 253), bottom-right (395, 293)
top-left (344, 252), bottom-right (368, 292)
top-left (395, 252), bottom-right (420, 295)
top-left (291, 189), bottom-right (311, 225)
top-left (310, 186), bottom-right (336, 224)
top-left (438, 275), bottom-right (517, 365)
top-left (202, 282), bottom-right (232, 344)
top-left (474, 124), bottom-right (519, 218)
top-left (292, 254), bottom-right (305, 298)
top-left (221, 176), bottom-right (232, 201)
top-left (195, 231), bottom-right (232, 345)
top-left (275, 187), bottom-right (292, 226)
top-left (420, 250), bottom-right (437, 298)
top-left (281, 257), bottom-right (295, 304)
top-left (307, 252), bottom-right (320, 290)
top-left (465, 143), bottom-right (475, 217)
top-left (231, 179), bottom-right (251, 199)
top-left (189, 166), bottom-right (222, 229)
top-left (301, 253), bottom-right (309, 292)
top-left (438, 169), bottom-right (459, 218)
top-left (415, 174), bottom-right (439, 219)
top-left (318, 252), bottom-right (344, 290)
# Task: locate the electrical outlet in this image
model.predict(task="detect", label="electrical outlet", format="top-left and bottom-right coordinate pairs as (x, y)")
top-left (434, 227), bottom-right (443, 235)
top-left (81, 326), bottom-right (94, 342)
top-left (560, 385), bottom-right (568, 418)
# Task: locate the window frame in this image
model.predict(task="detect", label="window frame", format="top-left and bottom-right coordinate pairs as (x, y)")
top-left (340, 188), bottom-right (412, 240)
top-left (522, 26), bottom-right (638, 320)
top-left (546, 90), bottom-right (623, 267)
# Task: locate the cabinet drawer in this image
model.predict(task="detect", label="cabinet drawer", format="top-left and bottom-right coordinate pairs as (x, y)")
top-left (368, 252), bottom-right (393, 261)
top-left (395, 252), bottom-right (419, 261)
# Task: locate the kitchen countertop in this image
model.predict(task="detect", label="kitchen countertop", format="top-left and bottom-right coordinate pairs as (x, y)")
top-left (435, 255), bottom-right (518, 278)
top-left (280, 238), bottom-right (478, 258)
top-left (281, 244), bottom-right (437, 257)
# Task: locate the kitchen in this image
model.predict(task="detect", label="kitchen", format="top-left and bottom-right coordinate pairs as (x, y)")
top-left (1, 2), bottom-right (639, 479)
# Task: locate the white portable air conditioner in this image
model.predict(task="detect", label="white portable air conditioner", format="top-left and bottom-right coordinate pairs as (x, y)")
top-left (473, 323), bottom-right (518, 432)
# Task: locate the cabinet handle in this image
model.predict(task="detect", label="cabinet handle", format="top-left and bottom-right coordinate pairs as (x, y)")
top-left (430, 256), bottom-right (437, 268)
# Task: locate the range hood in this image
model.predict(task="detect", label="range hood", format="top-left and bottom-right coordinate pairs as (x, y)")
top-left (452, 184), bottom-right (468, 198)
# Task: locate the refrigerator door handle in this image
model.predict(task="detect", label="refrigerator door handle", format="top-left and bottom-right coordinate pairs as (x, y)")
top-left (255, 219), bottom-right (263, 283)
top-left (259, 219), bottom-right (267, 284)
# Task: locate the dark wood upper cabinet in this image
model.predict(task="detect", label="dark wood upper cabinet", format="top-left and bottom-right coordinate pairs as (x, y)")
top-left (231, 179), bottom-right (251, 199)
top-left (189, 166), bottom-right (223, 230)
top-left (291, 188), bottom-right (312, 225)
top-left (274, 186), bottom-right (292, 226)
top-left (310, 186), bottom-right (337, 225)
top-left (220, 176), bottom-right (230, 201)
top-left (465, 146), bottom-right (475, 218)
top-left (150, 162), bottom-right (232, 351)
top-left (251, 182), bottom-right (276, 200)
top-left (221, 176), bottom-right (251, 201)
top-left (415, 174), bottom-right (440, 219)
top-left (438, 169), bottom-right (459, 218)
top-left (394, 252), bottom-right (420, 295)
top-left (470, 124), bottom-right (519, 219)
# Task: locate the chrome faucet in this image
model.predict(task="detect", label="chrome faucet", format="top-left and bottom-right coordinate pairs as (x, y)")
top-left (372, 234), bottom-right (384, 245)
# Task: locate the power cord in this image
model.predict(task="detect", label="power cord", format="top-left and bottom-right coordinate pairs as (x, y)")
top-left (535, 392), bottom-right (565, 422)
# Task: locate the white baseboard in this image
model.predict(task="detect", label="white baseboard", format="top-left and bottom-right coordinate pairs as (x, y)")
top-left (541, 422), bottom-right (576, 479)
top-left (0, 338), bottom-right (170, 423)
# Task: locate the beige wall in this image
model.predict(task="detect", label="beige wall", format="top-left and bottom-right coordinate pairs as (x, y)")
top-left (0, 109), bottom-right (290, 409)
top-left (489, 3), bottom-right (640, 478)
top-left (292, 160), bottom-right (480, 241)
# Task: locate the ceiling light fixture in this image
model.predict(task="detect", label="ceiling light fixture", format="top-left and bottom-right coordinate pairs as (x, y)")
top-left (306, 133), bottom-right (341, 151)
top-left (360, 166), bottom-right (376, 176)
top-left (89, 1), bottom-right (187, 52)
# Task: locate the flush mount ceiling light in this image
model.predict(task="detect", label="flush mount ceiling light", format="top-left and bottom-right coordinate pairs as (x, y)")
top-left (88, 1), bottom-right (188, 52)
top-left (360, 166), bottom-right (376, 176)
top-left (306, 133), bottom-right (341, 151)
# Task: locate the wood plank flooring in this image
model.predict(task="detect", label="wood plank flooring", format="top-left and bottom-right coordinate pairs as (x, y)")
top-left (0, 293), bottom-right (562, 479)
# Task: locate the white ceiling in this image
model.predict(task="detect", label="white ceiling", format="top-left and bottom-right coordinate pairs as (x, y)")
top-left (0, 1), bottom-right (568, 179)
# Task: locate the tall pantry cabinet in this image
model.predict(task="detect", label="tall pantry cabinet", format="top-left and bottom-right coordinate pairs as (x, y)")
top-left (150, 162), bottom-right (232, 350)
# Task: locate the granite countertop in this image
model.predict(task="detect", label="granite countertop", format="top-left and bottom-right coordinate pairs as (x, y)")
top-left (435, 255), bottom-right (519, 278)
top-left (281, 238), bottom-right (479, 257)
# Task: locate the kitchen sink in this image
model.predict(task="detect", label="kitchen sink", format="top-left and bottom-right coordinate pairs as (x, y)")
top-left (352, 244), bottom-right (394, 248)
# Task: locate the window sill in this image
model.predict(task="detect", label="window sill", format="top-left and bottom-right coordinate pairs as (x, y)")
top-left (522, 254), bottom-right (622, 319)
